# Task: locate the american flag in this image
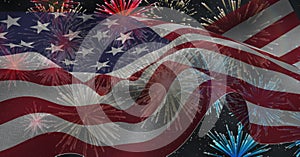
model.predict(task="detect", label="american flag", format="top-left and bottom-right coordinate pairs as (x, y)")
top-left (0, 1), bottom-right (300, 157)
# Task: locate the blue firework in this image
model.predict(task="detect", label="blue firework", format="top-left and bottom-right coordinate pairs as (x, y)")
top-left (287, 141), bottom-right (300, 157)
top-left (205, 123), bottom-right (270, 157)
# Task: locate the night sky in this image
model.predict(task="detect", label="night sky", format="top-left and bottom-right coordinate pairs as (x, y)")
top-left (0, 0), bottom-right (299, 157)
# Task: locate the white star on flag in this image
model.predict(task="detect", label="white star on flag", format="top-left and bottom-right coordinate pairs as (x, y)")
top-left (91, 61), bottom-right (110, 70)
top-left (4, 43), bottom-right (22, 48)
top-left (0, 15), bottom-right (20, 29)
top-left (102, 19), bottom-right (118, 28)
top-left (116, 32), bottom-right (133, 44)
top-left (78, 14), bottom-right (94, 22)
top-left (46, 44), bottom-right (64, 53)
top-left (64, 30), bottom-right (81, 41)
top-left (77, 47), bottom-right (94, 57)
top-left (20, 40), bottom-right (34, 48)
top-left (107, 46), bottom-right (124, 56)
top-left (93, 30), bottom-right (109, 42)
top-left (51, 12), bottom-right (66, 19)
top-left (0, 32), bottom-right (7, 39)
top-left (133, 46), bottom-right (149, 54)
top-left (62, 59), bottom-right (78, 66)
top-left (31, 21), bottom-right (50, 34)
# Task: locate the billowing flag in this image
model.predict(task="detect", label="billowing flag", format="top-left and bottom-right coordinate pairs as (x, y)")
top-left (0, 8), bottom-right (299, 157)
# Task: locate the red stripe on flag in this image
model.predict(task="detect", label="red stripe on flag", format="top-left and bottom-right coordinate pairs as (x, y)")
top-left (249, 124), bottom-right (300, 144)
top-left (0, 97), bottom-right (145, 125)
top-left (244, 12), bottom-right (300, 48)
top-left (141, 19), bottom-right (170, 27)
top-left (279, 47), bottom-right (300, 64)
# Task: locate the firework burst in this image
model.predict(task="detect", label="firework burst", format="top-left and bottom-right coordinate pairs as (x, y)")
top-left (205, 98), bottom-right (225, 118)
top-left (24, 113), bottom-right (52, 136)
top-left (23, 104), bottom-right (53, 137)
top-left (55, 85), bottom-right (121, 155)
top-left (55, 121), bottom-right (120, 156)
top-left (153, 0), bottom-right (196, 15)
top-left (146, 0), bottom-right (198, 26)
top-left (57, 84), bottom-right (126, 123)
top-left (234, 72), bottom-right (289, 126)
top-left (240, 75), bottom-right (282, 99)
top-left (134, 54), bottom-right (205, 130)
top-left (287, 141), bottom-right (300, 157)
top-left (96, 0), bottom-right (149, 16)
top-left (0, 52), bottom-right (32, 87)
top-left (201, 0), bottom-right (242, 26)
top-left (185, 49), bottom-right (229, 116)
top-left (205, 123), bottom-right (270, 157)
top-left (29, 0), bottom-right (83, 13)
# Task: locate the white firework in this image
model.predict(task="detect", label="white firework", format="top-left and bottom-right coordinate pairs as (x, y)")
top-left (145, 0), bottom-right (198, 26)
top-left (137, 53), bottom-right (205, 131)
top-left (55, 85), bottom-right (121, 155)
top-left (201, 0), bottom-right (242, 26)
top-left (24, 113), bottom-right (52, 136)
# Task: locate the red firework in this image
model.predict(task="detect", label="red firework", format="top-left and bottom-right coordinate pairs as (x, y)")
top-left (96, 0), bottom-right (146, 16)
top-left (29, 0), bottom-right (80, 12)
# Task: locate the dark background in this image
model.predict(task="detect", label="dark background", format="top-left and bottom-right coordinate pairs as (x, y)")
top-left (0, 0), bottom-right (299, 157)
top-left (0, 0), bottom-right (299, 17)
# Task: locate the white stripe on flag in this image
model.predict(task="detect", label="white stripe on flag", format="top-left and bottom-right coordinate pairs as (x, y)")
top-left (294, 61), bottom-right (300, 69)
top-left (247, 101), bottom-right (300, 127)
top-left (0, 81), bottom-right (117, 107)
top-left (70, 72), bottom-right (97, 82)
top-left (0, 52), bottom-right (60, 70)
top-left (223, 0), bottom-right (294, 42)
top-left (151, 23), bottom-right (195, 37)
top-left (262, 25), bottom-right (300, 56)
